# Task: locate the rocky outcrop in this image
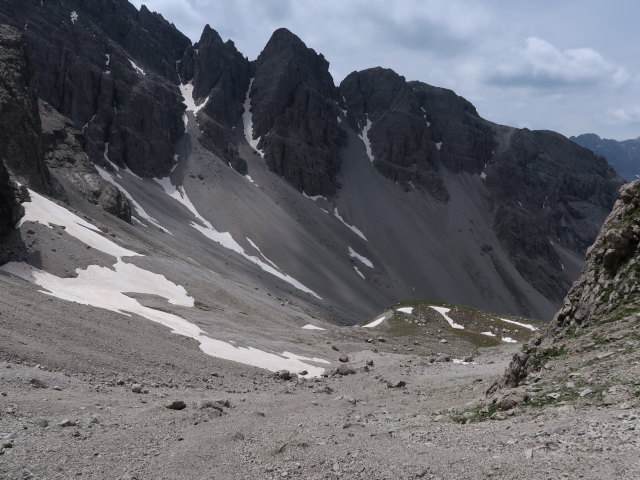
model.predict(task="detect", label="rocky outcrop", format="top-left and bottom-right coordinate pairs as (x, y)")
top-left (40, 101), bottom-right (131, 222)
top-left (0, 160), bottom-right (24, 239)
top-left (249, 28), bottom-right (346, 195)
top-left (0, 24), bottom-right (51, 194)
top-left (492, 180), bottom-right (640, 391)
top-left (340, 67), bottom-right (622, 303)
top-left (0, 0), bottom-right (188, 178)
top-left (486, 128), bottom-right (621, 302)
top-left (340, 68), bottom-right (494, 200)
top-left (180, 25), bottom-right (251, 174)
top-left (571, 133), bottom-right (640, 181)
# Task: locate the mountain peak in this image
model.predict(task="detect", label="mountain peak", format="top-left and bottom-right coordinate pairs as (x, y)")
top-left (199, 24), bottom-right (223, 45)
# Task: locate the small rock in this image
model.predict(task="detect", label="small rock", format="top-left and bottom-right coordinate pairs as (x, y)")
top-left (366, 360), bottom-right (374, 366)
top-left (335, 364), bottom-right (355, 376)
top-left (131, 384), bottom-right (143, 393)
top-left (463, 356), bottom-right (474, 363)
top-left (233, 432), bottom-right (245, 441)
top-left (29, 379), bottom-right (47, 389)
top-left (387, 380), bottom-right (406, 389)
top-left (166, 401), bottom-right (187, 410)
top-left (34, 418), bottom-right (49, 428)
top-left (275, 370), bottom-right (292, 381)
top-left (58, 419), bottom-right (77, 427)
top-left (338, 354), bottom-right (349, 363)
top-left (331, 345), bottom-right (339, 351)
top-left (439, 339), bottom-right (448, 344)
top-left (435, 354), bottom-right (451, 363)
top-left (579, 388), bottom-right (593, 398)
top-left (377, 337), bottom-right (385, 343)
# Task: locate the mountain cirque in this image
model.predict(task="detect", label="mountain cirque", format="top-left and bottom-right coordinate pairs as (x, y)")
top-left (0, 1), bottom-right (638, 478)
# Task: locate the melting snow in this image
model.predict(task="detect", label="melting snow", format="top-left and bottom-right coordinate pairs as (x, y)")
top-left (302, 324), bottom-right (326, 331)
top-left (95, 165), bottom-right (169, 233)
top-left (246, 237), bottom-right (280, 270)
top-left (70, 11), bottom-right (78, 24)
top-left (2, 189), bottom-right (328, 377)
top-left (303, 191), bottom-right (327, 202)
top-left (334, 208), bottom-right (367, 241)
top-left (354, 266), bottom-right (365, 279)
top-left (179, 82), bottom-right (209, 128)
top-left (358, 114), bottom-right (375, 163)
top-left (363, 316), bottom-right (386, 328)
top-left (18, 190), bottom-right (138, 258)
top-left (499, 318), bottom-right (538, 331)
top-left (348, 246), bottom-right (374, 268)
top-left (502, 337), bottom-right (517, 343)
top-left (481, 331), bottom-right (496, 337)
top-left (429, 306), bottom-right (464, 330)
top-left (396, 307), bottom-right (414, 314)
top-left (155, 177), bottom-right (321, 299)
top-left (129, 60), bottom-right (146, 76)
top-left (242, 78), bottom-right (264, 156)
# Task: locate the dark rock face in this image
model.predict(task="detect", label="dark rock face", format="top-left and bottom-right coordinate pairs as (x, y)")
top-left (249, 28), bottom-right (346, 195)
top-left (0, 160), bottom-right (24, 239)
top-left (180, 25), bottom-right (251, 175)
top-left (40, 101), bottom-right (131, 222)
top-left (0, 0), bottom-right (188, 178)
top-left (571, 133), bottom-right (640, 181)
top-left (486, 128), bottom-right (622, 302)
top-left (340, 67), bottom-right (622, 303)
top-left (340, 68), bottom-right (495, 199)
top-left (492, 180), bottom-right (640, 390)
top-left (0, 24), bottom-right (51, 194)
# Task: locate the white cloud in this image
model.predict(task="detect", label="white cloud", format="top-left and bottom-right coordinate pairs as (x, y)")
top-left (607, 106), bottom-right (640, 125)
top-left (487, 37), bottom-right (628, 89)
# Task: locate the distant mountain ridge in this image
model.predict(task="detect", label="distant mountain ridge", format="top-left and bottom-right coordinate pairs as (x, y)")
top-left (571, 133), bottom-right (640, 181)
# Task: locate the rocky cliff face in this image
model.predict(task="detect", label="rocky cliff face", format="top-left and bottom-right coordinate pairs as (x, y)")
top-left (0, 24), bottom-right (51, 195)
top-left (180, 25), bottom-right (251, 174)
top-left (486, 128), bottom-right (621, 302)
top-left (340, 67), bottom-right (621, 304)
top-left (571, 133), bottom-right (640, 181)
top-left (249, 28), bottom-right (346, 195)
top-left (490, 180), bottom-right (640, 400)
top-left (0, 0), bottom-right (189, 178)
top-left (340, 67), bottom-right (495, 200)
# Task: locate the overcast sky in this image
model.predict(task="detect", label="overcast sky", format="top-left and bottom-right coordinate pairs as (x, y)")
top-left (132, 0), bottom-right (640, 140)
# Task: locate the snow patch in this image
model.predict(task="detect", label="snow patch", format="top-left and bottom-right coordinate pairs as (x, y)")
top-left (334, 208), bottom-right (367, 241)
top-left (502, 337), bottom-right (518, 344)
top-left (435, 142), bottom-right (443, 151)
top-left (129, 60), bottom-right (146, 76)
top-left (358, 114), bottom-right (375, 163)
top-left (303, 191), bottom-right (327, 202)
top-left (428, 306), bottom-right (464, 329)
top-left (481, 331), bottom-right (496, 337)
top-left (480, 171), bottom-right (487, 180)
top-left (363, 316), bottom-right (386, 328)
top-left (396, 307), bottom-right (414, 314)
top-left (302, 324), bottom-right (326, 331)
top-left (95, 165), bottom-right (169, 233)
top-left (242, 78), bottom-right (264, 156)
top-left (1, 260), bottom-right (327, 377)
top-left (348, 246), bottom-right (374, 268)
top-left (179, 82), bottom-right (209, 128)
top-left (499, 318), bottom-right (538, 331)
top-left (354, 266), bottom-right (365, 279)
top-left (19, 189), bottom-right (139, 258)
top-left (155, 177), bottom-right (321, 299)
top-left (70, 11), bottom-right (78, 24)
